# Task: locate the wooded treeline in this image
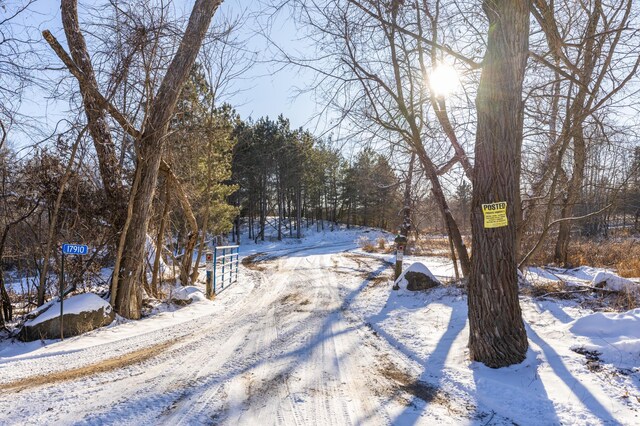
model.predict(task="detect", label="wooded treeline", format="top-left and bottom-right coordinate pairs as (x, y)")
top-left (232, 118), bottom-right (401, 242)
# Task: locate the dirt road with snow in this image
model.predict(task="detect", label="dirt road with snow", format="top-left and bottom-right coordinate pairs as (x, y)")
top-left (0, 245), bottom-right (462, 425)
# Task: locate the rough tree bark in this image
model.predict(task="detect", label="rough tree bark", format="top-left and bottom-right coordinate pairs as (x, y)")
top-left (468, 0), bottom-right (530, 368)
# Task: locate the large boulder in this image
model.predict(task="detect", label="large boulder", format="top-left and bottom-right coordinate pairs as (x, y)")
top-left (19, 293), bottom-right (115, 342)
top-left (395, 262), bottom-right (441, 291)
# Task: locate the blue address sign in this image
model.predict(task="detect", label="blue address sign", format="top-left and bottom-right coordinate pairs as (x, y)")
top-left (62, 244), bottom-right (89, 255)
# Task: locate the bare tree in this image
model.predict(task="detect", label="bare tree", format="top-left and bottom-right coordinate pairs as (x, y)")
top-left (0, 0), bottom-right (40, 134)
top-left (44, 0), bottom-right (223, 318)
top-left (519, 0), bottom-right (640, 266)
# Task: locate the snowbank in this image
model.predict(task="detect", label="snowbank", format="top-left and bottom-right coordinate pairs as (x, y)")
top-left (570, 308), bottom-right (640, 339)
top-left (570, 308), bottom-right (640, 368)
top-left (591, 271), bottom-right (637, 293)
top-left (170, 286), bottom-right (207, 305)
top-left (26, 293), bottom-right (112, 327)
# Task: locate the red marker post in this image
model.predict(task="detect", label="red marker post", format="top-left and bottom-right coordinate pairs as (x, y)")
top-left (205, 252), bottom-right (214, 299)
top-left (393, 234), bottom-right (407, 290)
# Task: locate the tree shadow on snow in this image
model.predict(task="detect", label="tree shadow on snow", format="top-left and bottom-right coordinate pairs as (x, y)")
top-left (155, 259), bottom-right (392, 424)
top-left (361, 287), bottom-right (470, 424)
top-left (524, 323), bottom-right (619, 424)
top-left (470, 342), bottom-right (561, 425)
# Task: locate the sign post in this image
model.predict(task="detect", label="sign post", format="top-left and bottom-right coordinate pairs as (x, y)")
top-left (60, 244), bottom-right (89, 340)
top-left (205, 251), bottom-right (214, 299)
top-left (393, 234), bottom-right (407, 290)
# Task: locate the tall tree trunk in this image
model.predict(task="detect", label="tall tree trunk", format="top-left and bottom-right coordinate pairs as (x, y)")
top-left (160, 163), bottom-right (198, 286)
top-left (191, 204), bottom-right (210, 284)
top-left (468, 0), bottom-right (529, 368)
top-left (235, 214), bottom-right (241, 245)
top-left (287, 192), bottom-right (293, 237)
top-left (400, 152), bottom-right (415, 237)
top-left (114, 0), bottom-right (222, 319)
top-left (553, 1), bottom-right (603, 264)
top-left (554, 126), bottom-right (586, 265)
top-left (277, 177), bottom-right (283, 241)
top-left (382, 9), bottom-right (470, 276)
top-left (414, 144), bottom-right (471, 277)
top-left (0, 274), bottom-right (11, 327)
top-left (260, 178), bottom-right (266, 241)
top-left (296, 185), bottom-right (302, 238)
top-left (151, 181), bottom-right (171, 296)
top-left (248, 200), bottom-right (253, 240)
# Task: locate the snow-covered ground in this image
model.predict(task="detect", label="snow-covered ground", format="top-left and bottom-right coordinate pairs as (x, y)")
top-left (1, 226), bottom-right (639, 425)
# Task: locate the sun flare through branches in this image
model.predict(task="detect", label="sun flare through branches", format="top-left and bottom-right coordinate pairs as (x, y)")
top-left (429, 63), bottom-right (461, 98)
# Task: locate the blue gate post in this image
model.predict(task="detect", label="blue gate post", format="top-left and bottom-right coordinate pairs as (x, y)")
top-left (213, 248), bottom-right (218, 295)
top-left (221, 247), bottom-right (226, 288)
top-left (229, 248), bottom-right (232, 285)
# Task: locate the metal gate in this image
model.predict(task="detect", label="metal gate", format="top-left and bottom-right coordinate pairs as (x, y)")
top-left (212, 245), bottom-right (239, 295)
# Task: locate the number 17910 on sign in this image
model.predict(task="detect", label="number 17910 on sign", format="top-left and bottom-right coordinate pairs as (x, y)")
top-left (62, 244), bottom-right (89, 255)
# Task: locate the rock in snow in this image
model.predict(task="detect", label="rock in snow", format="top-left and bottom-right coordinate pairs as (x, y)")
top-left (170, 286), bottom-right (206, 306)
top-left (395, 262), bottom-right (441, 291)
top-left (19, 293), bottom-right (115, 342)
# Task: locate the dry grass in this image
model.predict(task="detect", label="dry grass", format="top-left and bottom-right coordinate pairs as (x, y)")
top-left (581, 290), bottom-right (640, 311)
top-left (521, 275), bottom-right (639, 310)
top-left (522, 236), bottom-right (640, 279)
top-left (409, 236), bottom-right (471, 258)
top-left (358, 236), bottom-right (394, 254)
top-left (568, 239), bottom-right (640, 278)
top-left (2, 338), bottom-right (180, 392)
top-left (358, 236), bottom-right (376, 253)
top-left (618, 258), bottom-right (640, 278)
top-left (521, 280), bottom-right (577, 300)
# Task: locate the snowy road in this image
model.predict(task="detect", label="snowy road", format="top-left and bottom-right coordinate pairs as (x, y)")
top-left (0, 245), bottom-right (449, 425)
top-left (5, 237), bottom-right (638, 425)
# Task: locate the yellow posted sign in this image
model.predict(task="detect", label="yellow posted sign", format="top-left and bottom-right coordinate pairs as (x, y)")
top-left (482, 202), bottom-right (508, 228)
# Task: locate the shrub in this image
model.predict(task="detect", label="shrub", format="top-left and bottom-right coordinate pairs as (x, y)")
top-left (358, 236), bottom-right (375, 253)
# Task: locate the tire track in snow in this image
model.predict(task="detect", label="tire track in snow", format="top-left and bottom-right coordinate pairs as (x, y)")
top-left (1, 242), bottom-right (414, 425)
